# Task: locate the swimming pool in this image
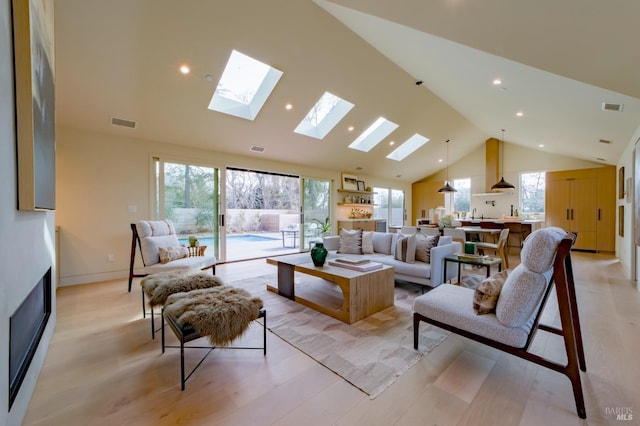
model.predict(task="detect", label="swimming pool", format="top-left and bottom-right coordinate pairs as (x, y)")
top-left (178, 234), bottom-right (279, 247)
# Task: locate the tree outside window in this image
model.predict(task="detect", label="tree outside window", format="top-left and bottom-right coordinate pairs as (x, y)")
top-left (520, 172), bottom-right (545, 215)
top-left (452, 178), bottom-right (471, 214)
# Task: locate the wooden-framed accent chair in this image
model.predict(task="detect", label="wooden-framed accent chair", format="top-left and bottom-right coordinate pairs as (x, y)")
top-left (413, 228), bottom-right (587, 418)
top-left (128, 220), bottom-right (216, 292)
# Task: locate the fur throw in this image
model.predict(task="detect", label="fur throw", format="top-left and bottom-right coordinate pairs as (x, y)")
top-left (164, 286), bottom-right (263, 346)
top-left (141, 270), bottom-right (224, 307)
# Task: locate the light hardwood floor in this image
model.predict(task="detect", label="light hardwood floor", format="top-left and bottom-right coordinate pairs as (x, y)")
top-left (24, 251), bottom-right (640, 425)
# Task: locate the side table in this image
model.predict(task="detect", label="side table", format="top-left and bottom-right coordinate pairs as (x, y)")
top-left (443, 254), bottom-right (502, 285)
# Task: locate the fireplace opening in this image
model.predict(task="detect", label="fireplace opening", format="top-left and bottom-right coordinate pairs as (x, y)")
top-left (9, 267), bottom-right (52, 410)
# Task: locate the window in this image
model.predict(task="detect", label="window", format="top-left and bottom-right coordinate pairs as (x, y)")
top-left (520, 172), bottom-right (545, 215)
top-left (349, 117), bottom-right (398, 152)
top-left (452, 178), bottom-right (470, 214)
top-left (373, 187), bottom-right (405, 228)
top-left (208, 50), bottom-right (283, 121)
top-left (386, 134), bottom-right (429, 161)
top-left (294, 92), bottom-right (354, 140)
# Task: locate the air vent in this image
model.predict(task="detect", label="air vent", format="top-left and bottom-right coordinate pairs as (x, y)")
top-left (355, 166), bottom-right (363, 171)
top-left (250, 145), bottom-right (265, 153)
top-left (110, 117), bottom-right (137, 128)
top-left (602, 102), bottom-right (623, 112)
top-left (598, 139), bottom-right (611, 144)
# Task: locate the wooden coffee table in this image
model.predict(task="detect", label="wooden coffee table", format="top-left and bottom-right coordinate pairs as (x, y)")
top-left (266, 254), bottom-right (394, 324)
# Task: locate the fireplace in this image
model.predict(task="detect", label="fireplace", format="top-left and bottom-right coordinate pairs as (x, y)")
top-left (9, 268), bottom-right (52, 410)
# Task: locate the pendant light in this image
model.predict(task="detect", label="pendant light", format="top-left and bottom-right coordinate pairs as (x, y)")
top-left (491, 129), bottom-right (515, 191)
top-left (438, 139), bottom-right (457, 193)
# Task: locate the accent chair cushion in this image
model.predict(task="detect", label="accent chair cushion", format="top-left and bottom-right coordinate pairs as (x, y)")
top-left (338, 228), bottom-right (362, 254)
top-left (495, 264), bottom-right (548, 327)
top-left (520, 227), bottom-right (566, 273)
top-left (473, 270), bottom-right (509, 314)
top-left (136, 220), bottom-right (181, 266)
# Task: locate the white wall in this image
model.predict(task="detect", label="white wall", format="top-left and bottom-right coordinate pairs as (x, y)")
top-left (0, 2), bottom-right (57, 424)
top-left (617, 126), bottom-right (639, 282)
top-left (55, 126), bottom-right (412, 285)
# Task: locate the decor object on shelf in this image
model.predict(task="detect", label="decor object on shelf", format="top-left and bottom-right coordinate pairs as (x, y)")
top-left (491, 129), bottom-right (515, 191)
top-left (310, 242), bottom-right (328, 266)
top-left (438, 139), bottom-right (457, 193)
top-left (342, 172), bottom-right (358, 191)
top-left (357, 180), bottom-right (366, 191)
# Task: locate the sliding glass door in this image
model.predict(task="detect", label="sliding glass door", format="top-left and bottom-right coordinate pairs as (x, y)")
top-left (301, 177), bottom-right (331, 250)
top-left (152, 158), bottom-right (221, 261)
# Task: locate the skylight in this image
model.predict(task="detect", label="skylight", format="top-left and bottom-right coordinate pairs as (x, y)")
top-left (294, 92), bottom-right (354, 140)
top-left (386, 134), bottom-right (429, 161)
top-left (349, 117), bottom-right (398, 152)
top-left (208, 50), bottom-right (283, 121)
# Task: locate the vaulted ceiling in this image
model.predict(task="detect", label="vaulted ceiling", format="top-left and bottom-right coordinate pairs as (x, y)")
top-left (54, 0), bottom-right (640, 183)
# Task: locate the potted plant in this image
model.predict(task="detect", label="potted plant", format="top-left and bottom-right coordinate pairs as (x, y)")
top-left (312, 217), bottom-right (331, 236)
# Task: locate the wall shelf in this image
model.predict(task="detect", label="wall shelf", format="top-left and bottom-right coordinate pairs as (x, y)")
top-left (337, 203), bottom-right (377, 207)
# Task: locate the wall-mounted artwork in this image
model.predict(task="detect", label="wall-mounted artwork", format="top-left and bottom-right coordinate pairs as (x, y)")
top-left (635, 143), bottom-right (640, 245)
top-left (13, 0), bottom-right (56, 210)
top-left (342, 173), bottom-right (358, 191)
top-left (618, 167), bottom-right (625, 199)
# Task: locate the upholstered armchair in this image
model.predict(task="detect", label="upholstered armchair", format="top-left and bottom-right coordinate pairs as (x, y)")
top-left (128, 220), bottom-right (216, 292)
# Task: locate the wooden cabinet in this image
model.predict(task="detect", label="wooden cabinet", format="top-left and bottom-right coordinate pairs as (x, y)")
top-left (545, 167), bottom-right (615, 251)
top-left (338, 220), bottom-right (380, 232)
top-left (596, 167), bottom-right (616, 252)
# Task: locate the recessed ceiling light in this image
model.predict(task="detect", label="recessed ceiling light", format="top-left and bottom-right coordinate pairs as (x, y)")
top-left (179, 65), bottom-right (190, 75)
top-left (438, 158), bottom-right (443, 163)
top-left (205, 74), bottom-right (213, 81)
top-left (493, 78), bottom-right (502, 85)
top-left (538, 144), bottom-right (544, 148)
top-left (389, 141), bottom-right (395, 146)
top-left (348, 126), bottom-right (354, 132)
top-left (285, 103), bottom-right (293, 110)
top-left (516, 111), bottom-right (524, 117)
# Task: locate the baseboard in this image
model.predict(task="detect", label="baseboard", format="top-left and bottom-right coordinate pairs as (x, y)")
top-left (58, 270), bottom-right (128, 287)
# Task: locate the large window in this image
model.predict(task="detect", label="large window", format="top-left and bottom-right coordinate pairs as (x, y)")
top-left (373, 187), bottom-right (405, 228)
top-left (452, 178), bottom-right (471, 214)
top-left (520, 172), bottom-right (545, 216)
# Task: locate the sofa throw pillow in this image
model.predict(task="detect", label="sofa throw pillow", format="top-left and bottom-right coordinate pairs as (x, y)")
top-left (473, 270), bottom-right (509, 314)
top-left (338, 228), bottom-right (363, 254)
top-left (414, 233), bottom-right (439, 263)
top-left (159, 245), bottom-right (189, 264)
top-left (395, 233), bottom-right (417, 263)
top-left (362, 231), bottom-right (374, 254)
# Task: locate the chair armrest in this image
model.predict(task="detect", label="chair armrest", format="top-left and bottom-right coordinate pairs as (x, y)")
top-left (430, 241), bottom-right (462, 286)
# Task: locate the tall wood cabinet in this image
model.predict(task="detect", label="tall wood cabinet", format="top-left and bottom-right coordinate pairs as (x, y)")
top-left (545, 167), bottom-right (615, 251)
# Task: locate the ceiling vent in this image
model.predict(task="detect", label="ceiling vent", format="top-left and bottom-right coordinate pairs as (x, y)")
top-left (602, 102), bottom-right (623, 112)
top-left (598, 139), bottom-right (611, 144)
top-left (110, 117), bottom-right (136, 129)
top-left (250, 145), bottom-right (265, 153)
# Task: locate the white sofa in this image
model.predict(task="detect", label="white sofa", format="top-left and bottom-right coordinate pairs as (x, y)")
top-left (322, 230), bottom-right (460, 289)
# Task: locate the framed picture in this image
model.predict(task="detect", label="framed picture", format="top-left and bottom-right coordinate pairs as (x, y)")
top-left (627, 177), bottom-right (632, 204)
top-left (357, 180), bottom-right (366, 191)
top-left (13, 0), bottom-right (56, 210)
top-left (619, 206), bottom-right (624, 237)
top-left (618, 167), bottom-right (625, 199)
top-left (342, 173), bottom-right (358, 191)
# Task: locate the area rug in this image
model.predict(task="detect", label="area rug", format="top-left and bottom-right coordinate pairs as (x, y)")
top-left (232, 274), bottom-right (449, 399)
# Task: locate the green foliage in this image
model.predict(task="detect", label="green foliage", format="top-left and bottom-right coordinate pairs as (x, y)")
top-left (312, 217), bottom-right (331, 232)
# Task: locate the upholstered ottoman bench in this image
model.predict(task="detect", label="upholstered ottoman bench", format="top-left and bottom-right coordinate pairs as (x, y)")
top-left (140, 270), bottom-right (225, 338)
top-left (161, 286), bottom-right (266, 390)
